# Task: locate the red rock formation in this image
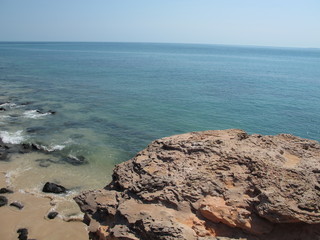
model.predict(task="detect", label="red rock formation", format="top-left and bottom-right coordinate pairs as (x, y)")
top-left (75, 129), bottom-right (320, 240)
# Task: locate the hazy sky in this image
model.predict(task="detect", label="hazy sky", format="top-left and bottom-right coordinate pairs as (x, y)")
top-left (0, 0), bottom-right (319, 48)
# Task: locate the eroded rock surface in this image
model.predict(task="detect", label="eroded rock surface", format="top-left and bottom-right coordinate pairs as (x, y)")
top-left (75, 129), bottom-right (320, 240)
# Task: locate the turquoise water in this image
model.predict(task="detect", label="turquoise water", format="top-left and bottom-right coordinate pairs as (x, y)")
top-left (0, 42), bottom-right (320, 187)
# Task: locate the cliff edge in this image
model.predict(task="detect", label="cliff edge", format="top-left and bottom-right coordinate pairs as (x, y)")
top-left (75, 129), bottom-right (320, 240)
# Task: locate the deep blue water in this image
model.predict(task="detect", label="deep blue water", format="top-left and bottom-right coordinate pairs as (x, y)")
top-left (0, 42), bottom-right (319, 169)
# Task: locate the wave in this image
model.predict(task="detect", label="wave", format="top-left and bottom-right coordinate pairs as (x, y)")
top-left (41, 144), bottom-right (66, 152)
top-left (0, 115), bottom-right (10, 124)
top-left (0, 130), bottom-right (26, 144)
top-left (23, 110), bottom-right (50, 119)
top-left (0, 115), bottom-right (10, 120)
top-left (36, 139), bottom-right (74, 152)
top-left (0, 102), bottom-right (19, 108)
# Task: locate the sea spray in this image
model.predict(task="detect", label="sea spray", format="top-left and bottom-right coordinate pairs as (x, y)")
top-left (0, 130), bottom-right (26, 144)
top-left (23, 110), bottom-right (50, 119)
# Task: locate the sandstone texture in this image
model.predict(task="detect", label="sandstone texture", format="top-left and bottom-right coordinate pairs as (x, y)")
top-left (75, 129), bottom-right (320, 240)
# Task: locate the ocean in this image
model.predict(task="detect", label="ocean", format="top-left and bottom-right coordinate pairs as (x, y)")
top-left (0, 42), bottom-right (320, 192)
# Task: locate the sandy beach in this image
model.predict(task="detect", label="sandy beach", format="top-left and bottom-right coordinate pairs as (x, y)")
top-left (0, 154), bottom-right (88, 240)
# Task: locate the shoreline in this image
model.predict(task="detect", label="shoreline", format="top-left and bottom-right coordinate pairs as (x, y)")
top-left (1, 127), bottom-right (320, 239)
top-left (0, 138), bottom-right (89, 240)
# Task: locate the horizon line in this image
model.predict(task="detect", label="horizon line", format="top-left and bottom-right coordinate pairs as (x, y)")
top-left (0, 40), bottom-right (319, 50)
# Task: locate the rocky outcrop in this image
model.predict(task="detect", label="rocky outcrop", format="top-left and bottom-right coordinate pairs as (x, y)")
top-left (75, 129), bottom-right (320, 240)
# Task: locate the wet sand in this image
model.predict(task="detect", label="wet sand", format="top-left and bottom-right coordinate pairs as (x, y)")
top-left (0, 157), bottom-right (89, 240)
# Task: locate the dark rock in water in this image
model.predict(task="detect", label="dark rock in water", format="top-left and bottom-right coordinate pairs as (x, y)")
top-left (42, 182), bottom-right (67, 194)
top-left (63, 155), bottom-right (88, 166)
top-left (10, 201), bottom-right (24, 209)
top-left (6, 144), bottom-right (21, 155)
top-left (19, 143), bottom-right (49, 154)
top-left (0, 188), bottom-right (13, 194)
top-left (20, 142), bottom-right (63, 154)
top-left (19, 143), bottom-right (42, 153)
top-left (26, 126), bottom-right (47, 134)
top-left (47, 211), bottom-right (59, 219)
top-left (48, 110), bottom-right (56, 115)
top-left (0, 107), bottom-right (6, 111)
top-left (0, 196), bottom-right (8, 206)
top-left (0, 101), bottom-right (10, 105)
top-left (17, 228), bottom-right (28, 240)
top-left (19, 101), bottom-right (33, 106)
top-left (36, 109), bottom-right (56, 115)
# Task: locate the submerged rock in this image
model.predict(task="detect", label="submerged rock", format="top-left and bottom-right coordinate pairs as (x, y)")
top-left (19, 101), bottom-right (33, 106)
top-left (26, 126), bottom-right (48, 134)
top-left (75, 129), bottom-right (320, 240)
top-left (62, 155), bottom-right (88, 166)
top-left (42, 182), bottom-right (67, 194)
top-left (36, 158), bottom-right (59, 168)
top-left (19, 142), bottom-right (51, 154)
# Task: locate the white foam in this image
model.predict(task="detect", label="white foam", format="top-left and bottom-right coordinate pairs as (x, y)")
top-left (63, 138), bottom-right (74, 144)
top-left (0, 102), bottom-right (18, 108)
top-left (0, 115), bottom-right (10, 120)
top-left (23, 110), bottom-right (50, 119)
top-left (40, 139), bottom-right (74, 152)
top-left (0, 130), bottom-right (26, 144)
top-left (41, 144), bottom-right (66, 152)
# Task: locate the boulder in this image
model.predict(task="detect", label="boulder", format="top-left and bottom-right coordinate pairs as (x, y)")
top-left (17, 228), bottom-right (28, 240)
top-left (75, 129), bottom-right (320, 240)
top-left (47, 211), bottom-right (59, 219)
top-left (42, 182), bottom-right (67, 194)
top-left (0, 196), bottom-right (8, 207)
top-left (19, 143), bottom-right (47, 154)
top-left (10, 201), bottom-right (24, 209)
top-left (0, 188), bottom-right (13, 194)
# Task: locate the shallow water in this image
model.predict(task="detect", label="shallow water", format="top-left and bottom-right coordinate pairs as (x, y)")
top-left (0, 42), bottom-right (320, 193)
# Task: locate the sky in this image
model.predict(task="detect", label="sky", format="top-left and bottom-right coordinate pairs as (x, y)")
top-left (0, 0), bottom-right (319, 48)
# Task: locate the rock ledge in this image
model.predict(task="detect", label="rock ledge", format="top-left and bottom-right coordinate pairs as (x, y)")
top-left (75, 129), bottom-right (320, 240)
